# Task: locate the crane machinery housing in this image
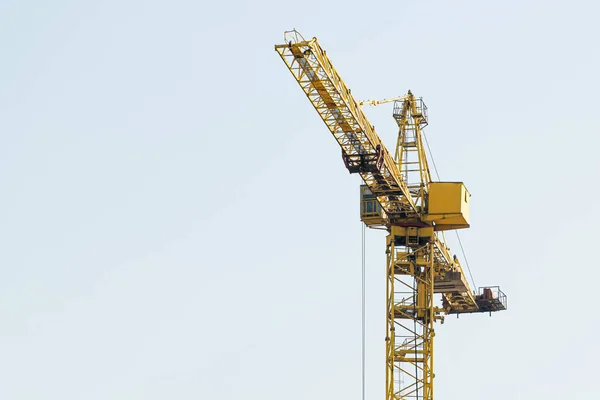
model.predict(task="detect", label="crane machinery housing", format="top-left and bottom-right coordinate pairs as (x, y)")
top-left (275, 30), bottom-right (506, 400)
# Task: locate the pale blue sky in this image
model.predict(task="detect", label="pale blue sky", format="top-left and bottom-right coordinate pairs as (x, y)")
top-left (0, 0), bottom-right (598, 399)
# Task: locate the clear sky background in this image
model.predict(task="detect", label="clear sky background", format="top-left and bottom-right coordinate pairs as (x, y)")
top-left (0, 0), bottom-right (598, 399)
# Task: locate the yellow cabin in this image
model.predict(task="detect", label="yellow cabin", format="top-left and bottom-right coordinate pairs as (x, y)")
top-left (425, 182), bottom-right (470, 231)
top-left (359, 185), bottom-right (386, 228)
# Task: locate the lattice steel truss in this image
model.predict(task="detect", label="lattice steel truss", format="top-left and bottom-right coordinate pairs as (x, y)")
top-left (275, 30), bottom-right (506, 400)
top-left (393, 96), bottom-right (431, 212)
top-left (275, 32), bottom-right (419, 222)
top-left (387, 240), bottom-right (440, 400)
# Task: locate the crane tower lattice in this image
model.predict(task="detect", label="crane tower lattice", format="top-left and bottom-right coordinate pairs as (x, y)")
top-left (275, 30), bottom-right (506, 400)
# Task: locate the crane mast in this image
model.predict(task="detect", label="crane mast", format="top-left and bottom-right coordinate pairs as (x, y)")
top-left (275, 30), bottom-right (506, 400)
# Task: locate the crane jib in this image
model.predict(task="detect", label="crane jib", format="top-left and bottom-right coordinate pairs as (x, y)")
top-left (276, 40), bottom-right (418, 216)
top-left (289, 45), bottom-right (367, 155)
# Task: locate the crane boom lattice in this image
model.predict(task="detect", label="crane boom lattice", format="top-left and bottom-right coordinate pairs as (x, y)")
top-left (275, 30), bottom-right (506, 400)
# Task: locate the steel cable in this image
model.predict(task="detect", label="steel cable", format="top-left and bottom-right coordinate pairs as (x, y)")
top-left (361, 223), bottom-right (366, 400)
top-left (422, 132), bottom-right (478, 292)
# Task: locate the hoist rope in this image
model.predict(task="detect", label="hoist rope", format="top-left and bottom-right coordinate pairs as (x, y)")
top-left (361, 223), bottom-right (366, 400)
top-left (455, 233), bottom-right (477, 291)
top-left (422, 132), bottom-right (478, 292)
top-left (422, 132), bottom-right (441, 181)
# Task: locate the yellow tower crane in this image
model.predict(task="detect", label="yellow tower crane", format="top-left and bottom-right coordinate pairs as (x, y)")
top-left (275, 30), bottom-right (506, 400)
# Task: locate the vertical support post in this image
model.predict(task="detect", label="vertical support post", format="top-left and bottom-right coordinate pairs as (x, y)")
top-left (385, 236), bottom-right (395, 400)
top-left (422, 241), bottom-right (436, 399)
top-left (386, 234), bottom-right (437, 400)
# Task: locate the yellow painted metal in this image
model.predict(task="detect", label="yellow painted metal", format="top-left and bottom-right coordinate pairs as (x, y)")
top-left (386, 237), bottom-right (438, 400)
top-left (274, 32), bottom-right (419, 223)
top-left (359, 95), bottom-right (409, 107)
top-left (393, 93), bottom-right (432, 215)
top-left (275, 30), bottom-right (506, 400)
top-left (426, 182), bottom-right (471, 230)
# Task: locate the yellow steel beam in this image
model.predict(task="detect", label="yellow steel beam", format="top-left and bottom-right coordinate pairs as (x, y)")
top-left (275, 36), bottom-right (419, 222)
